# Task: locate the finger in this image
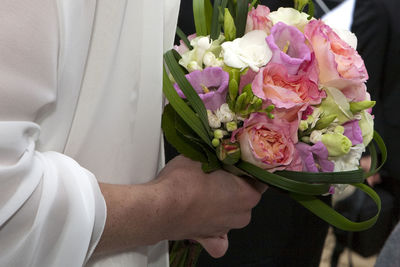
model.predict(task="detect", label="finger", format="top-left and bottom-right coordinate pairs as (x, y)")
top-left (196, 235), bottom-right (229, 258)
top-left (243, 177), bottom-right (269, 194)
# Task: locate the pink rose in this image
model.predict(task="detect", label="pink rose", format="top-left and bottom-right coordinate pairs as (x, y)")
top-left (304, 20), bottom-right (368, 98)
top-left (232, 113), bottom-right (300, 171)
top-left (245, 5), bottom-right (273, 34)
top-left (252, 63), bottom-right (325, 109)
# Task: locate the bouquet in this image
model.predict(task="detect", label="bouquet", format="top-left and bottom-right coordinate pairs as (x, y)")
top-left (163, 0), bottom-right (386, 266)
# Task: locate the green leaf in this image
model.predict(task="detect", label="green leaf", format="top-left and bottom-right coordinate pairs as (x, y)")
top-left (193, 0), bottom-right (211, 36)
top-left (164, 50), bottom-right (212, 144)
top-left (211, 0), bottom-right (228, 40)
top-left (290, 183), bottom-right (381, 231)
top-left (162, 104), bottom-right (208, 163)
top-left (224, 8), bottom-right (236, 41)
top-left (363, 131), bottom-right (387, 178)
top-left (201, 147), bottom-right (222, 173)
top-left (307, 0), bottom-right (315, 19)
top-left (204, 0), bottom-right (213, 33)
top-left (277, 169), bottom-right (365, 184)
top-left (162, 67), bottom-right (212, 147)
top-left (176, 27), bottom-right (193, 50)
top-left (237, 161), bottom-right (331, 195)
top-left (235, 0), bottom-right (249, 38)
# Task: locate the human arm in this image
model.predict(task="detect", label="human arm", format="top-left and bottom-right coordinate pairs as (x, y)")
top-left (0, 1), bottom-right (106, 266)
top-left (96, 155), bottom-right (267, 258)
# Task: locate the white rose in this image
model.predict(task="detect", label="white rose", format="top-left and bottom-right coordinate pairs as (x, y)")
top-left (221, 30), bottom-right (272, 72)
top-left (269, 7), bottom-right (311, 30)
top-left (331, 144), bottom-right (365, 172)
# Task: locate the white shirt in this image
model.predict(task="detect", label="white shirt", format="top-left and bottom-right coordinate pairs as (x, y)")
top-left (0, 0), bottom-right (180, 266)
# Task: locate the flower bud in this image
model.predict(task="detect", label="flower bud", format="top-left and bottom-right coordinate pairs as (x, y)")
top-left (299, 120), bottom-right (309, 131)
top-left (315, 114), bottom-right (337, 130)
top-left (321, 133), bottom-right (352, 157)
top-left (350, 100), bottom-right (376, 114)
top-left (212, 138), bottom-right (221, 147)
top-left (224, 8), bottom-right (237, 41)
top-left (334, 126), bottom-right (345, 135)
top-left (214, 129), bottom-right (224, 139)
top-left (235, 92), bottom-right (247, 112)
top-left (301, 136), bottom-right (311, 143)
top-left (229, 79), bottom-right (239, 101)
top-left (217, 140), bottom-right (241, 165)
top-left (226, 121), bottom-right (238, 132)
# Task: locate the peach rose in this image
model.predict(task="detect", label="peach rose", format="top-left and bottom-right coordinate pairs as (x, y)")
top-left (252, 63), bottom-right (325, 109)
top-left (232, 113), bottom-right (301, 171)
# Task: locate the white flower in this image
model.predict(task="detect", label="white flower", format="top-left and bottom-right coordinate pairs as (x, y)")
top-left (359, 110), bottom-right (374, 146)
top-left (216, 103), bottom-right (235, 123)
top-left (221, 30), bottom-right (272, 72)
top-left (207, 110), bottom-right (221, 129)
top-left (331, 144), bottom-right (365, 172)
top-left (179, 35), bottom-right (224, 72)
top-left (310, 130), bottom-right (324, 144)
top-left (203, 52), bottom-right (225, 68)
top-left (269, 7), bottom-right (311, 30)
top-left (187, 61), bottom-right (202, 72)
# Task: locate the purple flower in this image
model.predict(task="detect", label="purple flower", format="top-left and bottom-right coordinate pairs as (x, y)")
top-left (343, 120), bottom-right (363, 145)
top-left (296, 142), bottom-right (334, 172)
top-left (266, 22), bottom-right (312, 75)
top-left (174, 67), bottom-right (229, 111)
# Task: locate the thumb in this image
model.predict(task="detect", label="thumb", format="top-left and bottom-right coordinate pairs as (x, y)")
top-left (196, 234), bottom-right (229, 258)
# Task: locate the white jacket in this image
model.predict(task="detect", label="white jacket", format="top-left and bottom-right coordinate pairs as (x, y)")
top-left (0, 0), bottom-right (180, 266)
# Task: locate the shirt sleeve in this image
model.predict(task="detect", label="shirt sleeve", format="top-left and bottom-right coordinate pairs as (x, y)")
top-left (0, 1), bottom-right (106, 266)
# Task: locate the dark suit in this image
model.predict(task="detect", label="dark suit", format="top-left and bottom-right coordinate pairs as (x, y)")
top-left (352, 0), bottom-right (400, 180)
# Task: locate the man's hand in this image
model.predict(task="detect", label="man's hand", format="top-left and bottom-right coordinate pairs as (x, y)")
top-left (155, 156), bottom-right (267, 257)
top-left (95, 155), bottom-right (267, 257)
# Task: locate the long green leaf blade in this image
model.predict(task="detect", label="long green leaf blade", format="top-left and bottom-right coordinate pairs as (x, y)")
top-left (164, 50), bottom-right (212, 142)
top-left (277, 169), bottom-right (364, 184)
top-left (193, 0), bottom-right (208, 36)
top-left (210, 0), bottom-right (223, 40)
top-left (290, 183), bottom-right (381, 231)
top-left (235, 0), bottom-right (249, 37)
top-left (237, 161), bottom-right (331, 195)
top-left (162, 104), bottom-right (208, 163)
top-left (176, 27), bottom-right (193, 50)
top-left (162, 67), bottom-right (212, 147)
top-left (204, 0), bottom-right (213, 33)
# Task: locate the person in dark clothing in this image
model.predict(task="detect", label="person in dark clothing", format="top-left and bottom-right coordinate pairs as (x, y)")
top-left (351, 0), bottom-right (400, 265)
top-left (167, 1), bottom-right (344, 266)
top-left (352, 0), bottom-right (400, 190)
